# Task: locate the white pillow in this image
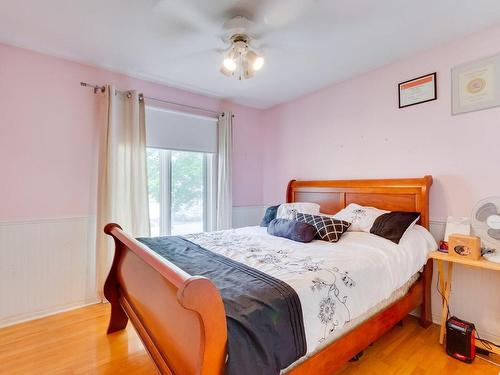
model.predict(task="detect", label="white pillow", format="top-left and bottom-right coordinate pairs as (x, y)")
top-left (333, 203), bottom-right (389, 232)
top-left (401, 215), bottom-right (421, 241)
top-left (276, 202), bottom-right (320, 220)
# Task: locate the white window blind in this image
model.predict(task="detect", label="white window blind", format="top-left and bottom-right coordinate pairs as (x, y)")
top-left (145, 106), bottom-right (218, 153)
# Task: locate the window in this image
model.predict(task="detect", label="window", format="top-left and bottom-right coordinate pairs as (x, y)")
top-left (145, 106), bottom-right (217, 236)
top-left (147, 149), bottom-right (215, 236)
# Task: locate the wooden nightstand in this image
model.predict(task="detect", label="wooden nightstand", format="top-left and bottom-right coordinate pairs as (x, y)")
top-left (428, 250), bottom-right (500, 355)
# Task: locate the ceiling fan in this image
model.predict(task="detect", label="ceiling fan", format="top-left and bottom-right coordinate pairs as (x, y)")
top-left (153, 0), bottom-right (317, 80)
top-left (219, 16), bottom-right (264, 80)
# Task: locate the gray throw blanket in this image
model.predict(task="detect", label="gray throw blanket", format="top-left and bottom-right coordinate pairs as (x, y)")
top-left (137, 236), bottom-right (306, 375)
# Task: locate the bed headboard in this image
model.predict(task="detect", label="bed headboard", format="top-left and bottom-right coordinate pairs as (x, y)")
top-left (286, 176), bottom-right (432, 229)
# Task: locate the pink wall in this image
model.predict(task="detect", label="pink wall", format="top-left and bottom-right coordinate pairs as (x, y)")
top-left (0, 43), bottom-right (264, 221)
top-left (262, 25), bottom-right (500, 221)
top-left (2, 24), bottom-right (500, 223)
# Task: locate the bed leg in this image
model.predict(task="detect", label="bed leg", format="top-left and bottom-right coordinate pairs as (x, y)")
top-left (106, 303), bottom-right (128, 335)
top-left (103, 268), bottom-right (128, 333)
top-left (349, 351), bottom-right (364, 362)
top-left (106, 297), bottom-right (128, 333)
top-left (103, 224), bottom-right (129, 334)
top-left (419, 259), bottom-right (433, 328)
top-left (104, 272), bottom-right (128, 334)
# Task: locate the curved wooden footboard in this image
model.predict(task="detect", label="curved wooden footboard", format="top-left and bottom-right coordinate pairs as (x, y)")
top-left (103, 223), bottom-right (227, 375)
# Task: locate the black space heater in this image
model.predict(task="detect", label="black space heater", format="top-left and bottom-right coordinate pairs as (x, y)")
top-left (446, 316), bottom-right (476, 363)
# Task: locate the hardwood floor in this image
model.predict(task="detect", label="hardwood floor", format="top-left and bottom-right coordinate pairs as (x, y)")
top-left (0, 304), bottom-right (498, 374)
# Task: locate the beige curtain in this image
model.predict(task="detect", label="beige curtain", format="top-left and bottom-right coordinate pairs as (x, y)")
top-left (216, 111), bottom-right (233, 230)
top-left (95, 85), bottom-right (150, 298)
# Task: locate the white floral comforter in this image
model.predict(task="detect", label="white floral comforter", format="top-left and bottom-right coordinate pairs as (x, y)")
top-left (184, 225), bottom-right (436, 354)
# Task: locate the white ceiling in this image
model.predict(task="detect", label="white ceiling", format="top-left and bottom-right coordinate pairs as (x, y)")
top-left (2, 0), bottom-right (500, 108)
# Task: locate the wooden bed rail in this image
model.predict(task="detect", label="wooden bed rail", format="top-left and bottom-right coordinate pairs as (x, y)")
top-left (103, 223), bottom-right (227, 375)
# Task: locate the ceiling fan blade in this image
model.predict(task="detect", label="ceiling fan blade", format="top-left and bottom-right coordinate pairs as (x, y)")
top-left (162, 31), bottom-right (225, 54)
top-left (164, 47), bottom-right (224, 64)
top-left (255, 26), bottom-right (323, 54)
top-left (260, 46), bottom-right (318, 67)
top-left (153, 0), bottom-right (220, 34)
top-left (253, 0), bottom-right (317, 34)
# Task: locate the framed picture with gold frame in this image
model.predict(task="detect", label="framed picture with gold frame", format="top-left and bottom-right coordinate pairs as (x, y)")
top-left (452, 54), bottom-right (500, 115)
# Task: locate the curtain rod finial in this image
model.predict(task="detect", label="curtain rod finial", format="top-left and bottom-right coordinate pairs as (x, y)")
top-left (81, 82), bottom-right (105, 94)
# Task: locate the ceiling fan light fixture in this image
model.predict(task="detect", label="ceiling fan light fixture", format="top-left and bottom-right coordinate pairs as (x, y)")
top-left (223, 57), bottom-right (237, 72)
top-left (245, 50), bottom-right (264, 72)
top-left (220, 65), bottom-right (233, 77)
top-left (253, 56), bottom-right (264, 71)
top-left (220, 29), bottom-right (264, 80)
top-left (241, 58), bottom-right (254, 80)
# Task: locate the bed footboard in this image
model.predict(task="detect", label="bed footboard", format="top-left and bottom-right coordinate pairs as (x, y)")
top-left (103, 223), bottom-right (227, 375)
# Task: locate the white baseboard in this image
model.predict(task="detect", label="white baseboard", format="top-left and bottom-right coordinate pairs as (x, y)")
top-left (0, 297), bottom-right (101, 329)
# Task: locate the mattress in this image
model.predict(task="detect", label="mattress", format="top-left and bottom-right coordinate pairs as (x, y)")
top-left (184, 224), bottom-right (436, 356)
top-left (282, 271), bottom-right (420, 372)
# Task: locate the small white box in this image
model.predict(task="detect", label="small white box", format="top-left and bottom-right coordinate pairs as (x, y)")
top-left (444, 216), bottom-right (470, 242)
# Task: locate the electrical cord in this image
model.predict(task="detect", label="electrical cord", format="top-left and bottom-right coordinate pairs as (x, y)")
top-left (476, 329), bottom-right (500, 350)
top-left (435, 270), bottom-right (500, 351)
top-left (435, 270), bottom-right (450, 320)
top-left (476, 354), bottom-right (500, 368)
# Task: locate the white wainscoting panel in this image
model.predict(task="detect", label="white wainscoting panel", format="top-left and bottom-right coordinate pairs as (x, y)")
top-left (232, 205), bottom-right (267, 228)
top-left (0, 217), bottom-right (98, 327)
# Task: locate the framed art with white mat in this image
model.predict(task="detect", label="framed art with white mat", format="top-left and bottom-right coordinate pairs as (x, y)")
top-left (452, 54), bottom-right (500, 115)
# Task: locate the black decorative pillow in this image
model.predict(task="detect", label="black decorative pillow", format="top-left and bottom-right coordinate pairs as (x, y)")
top-left (295, 212), bottom-right (351, 243)
top-left (370, 211), bottom-right (420, 244)
top-left (267, 218), bottom-right (317, 243)
top-left (260, 205), bottom-right (280, 227)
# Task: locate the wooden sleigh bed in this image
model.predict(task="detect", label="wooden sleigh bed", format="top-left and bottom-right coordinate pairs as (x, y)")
top-left (103, 176), bottom-right (434, 374)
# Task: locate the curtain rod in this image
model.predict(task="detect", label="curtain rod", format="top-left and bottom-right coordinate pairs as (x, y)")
top-left (80, 82), bottom-right (224, 117)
